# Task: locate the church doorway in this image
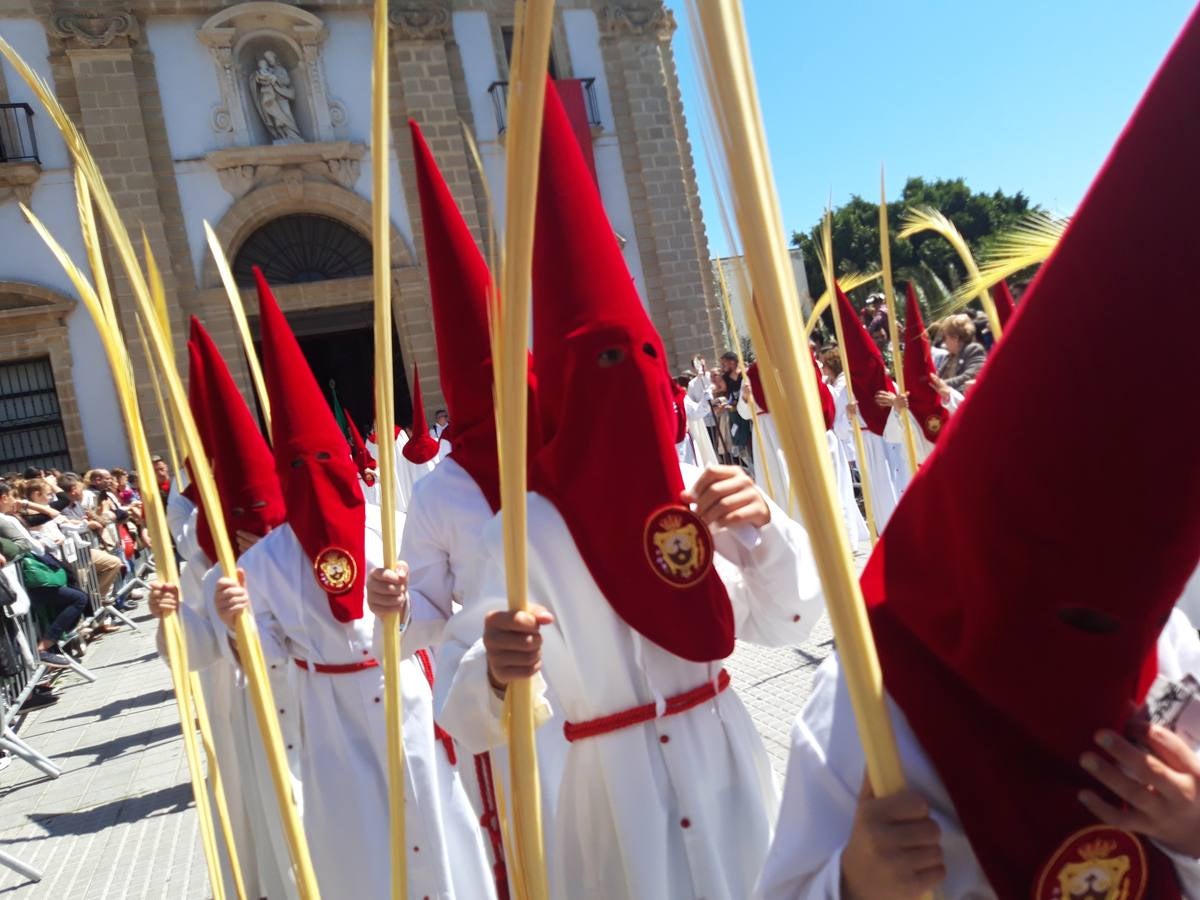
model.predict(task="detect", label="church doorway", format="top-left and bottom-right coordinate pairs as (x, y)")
top-left (251, 303), bottom-right (412, 435)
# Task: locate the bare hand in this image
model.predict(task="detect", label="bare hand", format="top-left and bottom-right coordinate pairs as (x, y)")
top-left (214, 570), bottom-right (250, 630)
top-left (846, 401), bottom-right (859, 419)
top-left (148, 580), bottom-right (179, 619)
top-left (366, 564), bottom-right (410, 622)
top-left (682, 465), bottom-right (770, 529)
top-left (841, 775), bottom-right (945, 900)
top-left (893, 393), bottom-right (910, 410)
top-left (928, 373), bottom-right (951, 401)
top-left (483, 604), bottom-right (555, 693)
top-left (235, 529), bottom-right (263, 555)
top-left (874, 390), bottom-right (897, 409)
top-left (1079, 725), bottom-right (1200, 856)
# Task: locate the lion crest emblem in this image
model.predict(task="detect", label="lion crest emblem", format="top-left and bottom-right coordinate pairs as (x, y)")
top-left (1035, 826), bottom-right (1146, 900)
top-left (314, 546), bottom-right (357, 595)
top-left (644, 506), bottom-right (713, 588)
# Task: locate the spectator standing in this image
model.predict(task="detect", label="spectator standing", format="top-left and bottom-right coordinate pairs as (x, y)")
top-left (151, 455), bottom-right (171, 505)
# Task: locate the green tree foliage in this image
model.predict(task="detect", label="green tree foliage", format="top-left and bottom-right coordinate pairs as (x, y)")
top-left (792, 177), bottom-right (1039, 308)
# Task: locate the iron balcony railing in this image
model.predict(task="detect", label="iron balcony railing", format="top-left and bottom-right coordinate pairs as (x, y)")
top-left (0, 103), bottom-right (39, 164)
top-left (488, 78), bottom-right (602, 135)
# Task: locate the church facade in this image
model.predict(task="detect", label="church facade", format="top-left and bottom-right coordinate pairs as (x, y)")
top-left (0, 0), bottom-right (721, 472)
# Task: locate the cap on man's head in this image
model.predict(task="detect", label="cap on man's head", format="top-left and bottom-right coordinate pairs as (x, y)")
top-left (720, 351), bottom-right (738, 362)
top-left (21, 467), bottom-right (41, 479)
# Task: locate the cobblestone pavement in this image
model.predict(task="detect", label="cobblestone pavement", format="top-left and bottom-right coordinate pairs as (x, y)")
top-left (0, 608), bottom-right (208, 899)
top-left (0, 556), bottom-right (856, 898)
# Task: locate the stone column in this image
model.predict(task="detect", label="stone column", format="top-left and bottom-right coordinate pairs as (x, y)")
top-left (47, 7), bottom-right (186, 457)
top-left (387, 1), bottom-right (484, 411)
top-left (598, 1), bottom-right (723, 368)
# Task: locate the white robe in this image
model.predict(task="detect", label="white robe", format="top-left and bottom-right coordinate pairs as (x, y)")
top-left (394, 431), bottom-right (438, 514)
top-left (215, 511), bottom-right (492, 900)
top-left (164, 502), bottom-right (295, 900)
top-left (832, 387), bottom-right (901, 534)
top-left (397, 457), bottom-right (564, 898)
top-left (880, 387), bottom-right (964, 485)
top-left (751, 407), bottom-right (867, 555)
top-left (755, 610), bottom-right (1200, 899)
top-left (438, 463), bottom-right (825, 900)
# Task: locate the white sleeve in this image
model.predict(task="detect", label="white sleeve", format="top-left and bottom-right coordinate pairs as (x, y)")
top-left (373, 492), bottom-right (450, 660)
top-left (436, 517), bottom-right (552, 755)
top-left (712, 493), bottom-right (825, 647)
top-left (754, 664), bottom-right (859, 900)
top-left (204, 561), bottom-right (289, 673)
top-left (944, 387), bottom-right (965, 414)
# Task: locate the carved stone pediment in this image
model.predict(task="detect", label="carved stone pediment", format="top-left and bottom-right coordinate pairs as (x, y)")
top-left (388, 4), bottom-right (452, 41)
top-left (600, 3), bottom-right (675, 41)
top-left (51, 8), bottom-right (140, 49)
top-left (205, 141), bottom-right (366, 199)
top-left (200, 2), bottom-right (343, 148)
top-left (0, 161), bottom-right (41, 206)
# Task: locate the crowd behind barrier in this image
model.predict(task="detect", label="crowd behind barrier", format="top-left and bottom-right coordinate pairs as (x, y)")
top-left (0, 466), bottom-right (159, 888)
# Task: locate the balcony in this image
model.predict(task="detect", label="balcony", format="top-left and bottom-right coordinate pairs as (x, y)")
top-left (488, 78), bottom-right (602, 136)
top-left (0, 104), bottom-right (41, 205)
top-left (0, 104), bottom-right (39, 164)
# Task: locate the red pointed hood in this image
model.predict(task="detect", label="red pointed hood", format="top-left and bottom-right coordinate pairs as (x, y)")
top-left (402, 363), bottom-right (440, 464)
top-left (833, 284), bottom-right (895, 435)
top-left (186, 333), bottom-right (217, 562)
top-left (345, 413), bottom-right (377, 482)
top-left (254, 267), bottom-right (366, 622)
top-left (901, 283), bottom-right (948, 444)
top-left (863, 12), bottom-right (1200, 896)
top-left (992, 279), bottom-right (1016, 332)
top-left (409, 118), bottom-right (535, 511)
top-left (189, 317), bottom-right (286, 552)
top-left (530, 80), bottom-right (733, 662)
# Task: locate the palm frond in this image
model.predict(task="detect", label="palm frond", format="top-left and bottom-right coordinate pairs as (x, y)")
top-left (945, 211), bottom-right (1067, 312)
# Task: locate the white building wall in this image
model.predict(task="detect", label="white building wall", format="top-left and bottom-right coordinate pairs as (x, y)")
top-left (453, 9), bottom-right (649, 304)
top-left (0, 19), bottom-right (127, 468)
top-left (147, 11), bottom-right (415, 286)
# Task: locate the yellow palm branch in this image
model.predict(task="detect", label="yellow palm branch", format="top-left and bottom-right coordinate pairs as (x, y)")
top-left (945, 211), bottom-right (1067, 314)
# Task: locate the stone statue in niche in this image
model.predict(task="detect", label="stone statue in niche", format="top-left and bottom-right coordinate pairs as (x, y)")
top-left (249, 50), bottom-right (302, 143)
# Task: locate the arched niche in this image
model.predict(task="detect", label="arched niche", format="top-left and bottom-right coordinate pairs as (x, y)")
top-left (199, 2), bottom-right (346, 147)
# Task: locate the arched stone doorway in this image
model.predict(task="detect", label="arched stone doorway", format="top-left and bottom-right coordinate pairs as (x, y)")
top-left (228, 211), bottom-right (413, 435)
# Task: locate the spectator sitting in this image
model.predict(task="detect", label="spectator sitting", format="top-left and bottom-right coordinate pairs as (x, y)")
top-left (47, 474), bottom-right (127, 606)
top-left (937, 313), bottom-right (987, 393)
top-left (17, 479), bottom-right (68, 546)
top-left (0, 480), bottom-right (89, 668)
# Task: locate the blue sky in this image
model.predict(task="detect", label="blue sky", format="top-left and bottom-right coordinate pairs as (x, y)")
top-left (663, 0), bottom-right (1196, 256)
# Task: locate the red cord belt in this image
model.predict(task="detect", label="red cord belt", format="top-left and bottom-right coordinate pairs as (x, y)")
top-left (293, 657), bottom-right (379, 674)
top-left (563, 669), bottom-right (731, 743)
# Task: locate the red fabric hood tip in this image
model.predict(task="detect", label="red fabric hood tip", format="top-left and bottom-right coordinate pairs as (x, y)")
top-left (345, 413), bottom-right (377, 479)
top-left (409, 117), bottom-right (538, 512)
top-left (991, 279), bottom-right (1016, 332)
top-left (861, 11), bottom-right (1200, 896)
top-left (185, 335), bottom-right (218, 562)
top-left (900, 283), bottom-right (948, 444)
top-left (530, 79), bottom-right (733, 663)
top-left (401, 363), bottom-right (440, 464)
top-left (189, 317), bottom-right (286, 555)
top-left (253, 267), bottom-right (367, 622)
top-left (833, 284), bottom-right (895, 435)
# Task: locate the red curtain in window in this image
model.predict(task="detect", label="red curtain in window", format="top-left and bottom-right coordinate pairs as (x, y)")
top-left (552, 78), bottom-right (597, 185)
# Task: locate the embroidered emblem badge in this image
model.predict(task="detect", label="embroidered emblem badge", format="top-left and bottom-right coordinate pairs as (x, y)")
top-left (644, 505), bottom-right (713, 588)
top-left (1034, 825), bottom-right (1146, 900)
top-left (314, 546), bottom-right (357, 595)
